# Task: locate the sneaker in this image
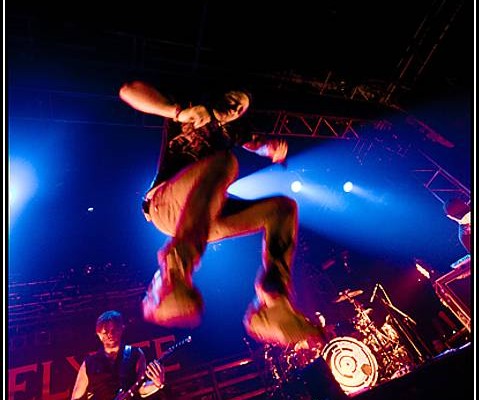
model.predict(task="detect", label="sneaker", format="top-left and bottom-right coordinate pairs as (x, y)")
top-left (243, 294), bottom-right (324, 348)
top-left (142, 269), bottom-right (204, 328)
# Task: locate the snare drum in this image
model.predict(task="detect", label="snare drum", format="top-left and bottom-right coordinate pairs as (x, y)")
top-left (321, 336), bottom-right (378, 395)
top-left (287, 338), bottom-right (322, 368)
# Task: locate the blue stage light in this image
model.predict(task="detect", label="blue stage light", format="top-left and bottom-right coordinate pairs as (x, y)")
top-left (343, 181), bottom-right (353, 192)
top-left (291, 180), bottom-right (302, 193)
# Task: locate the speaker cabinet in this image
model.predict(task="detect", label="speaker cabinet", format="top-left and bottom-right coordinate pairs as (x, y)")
top-left (433, 255), bottom-right (471, 332)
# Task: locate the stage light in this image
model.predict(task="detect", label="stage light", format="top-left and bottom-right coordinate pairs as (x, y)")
top-left (9, 158), bottom-right (38, 227)
top-left (291, 180), bottom-right (302, 193)
top-left (343, 181), bottom-right (353, 192)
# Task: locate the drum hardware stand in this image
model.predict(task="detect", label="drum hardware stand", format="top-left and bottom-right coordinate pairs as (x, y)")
top-left (352, 298), bottom-right (400, 381)
top-left (336, 289), bottom-right (398, 382)
top-left (375, 284), bottom-right (432, 364)
top-left (263, 344), bottom-right (285, 390)
top-left (263, 343), bottom-right (301, 399)
top-left (263, 342), bottom-right (313, 399)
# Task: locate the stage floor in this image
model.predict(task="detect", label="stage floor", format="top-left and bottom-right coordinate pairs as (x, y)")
top-left (167, 341), bottom-right (474, 400)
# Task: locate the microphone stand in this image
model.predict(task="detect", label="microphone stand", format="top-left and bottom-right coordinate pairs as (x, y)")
top-left (379, 284), bottom-right (416, 325)
top-left (377, 284), bottom-right (432, 364)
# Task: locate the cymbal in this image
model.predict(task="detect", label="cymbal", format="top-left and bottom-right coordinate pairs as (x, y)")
top-left (334, 289), bottom-right (364, 303)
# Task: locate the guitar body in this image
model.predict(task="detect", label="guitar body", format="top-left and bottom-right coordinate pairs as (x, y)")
top-left (113, 336), bottom-right (192, 400)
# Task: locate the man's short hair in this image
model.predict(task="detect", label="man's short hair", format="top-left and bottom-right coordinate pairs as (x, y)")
top-left (443, 198), bottom-right (470, 220)
top-left (96, 310), bottom-right (124, 331)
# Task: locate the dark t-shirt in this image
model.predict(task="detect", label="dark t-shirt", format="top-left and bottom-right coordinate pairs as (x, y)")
top-left (147, 109), bottom-right (254, 193)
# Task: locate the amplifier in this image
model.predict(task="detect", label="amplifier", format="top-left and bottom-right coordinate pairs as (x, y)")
top-left (433, 255), bottom-right (471, 332)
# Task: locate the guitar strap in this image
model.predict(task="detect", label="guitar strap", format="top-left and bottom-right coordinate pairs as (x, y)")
top-left (119, 345), bottom-right (132, 389)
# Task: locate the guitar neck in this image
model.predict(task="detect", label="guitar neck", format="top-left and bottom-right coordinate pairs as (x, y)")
top-left (114, 336), bottom-right (192, 400)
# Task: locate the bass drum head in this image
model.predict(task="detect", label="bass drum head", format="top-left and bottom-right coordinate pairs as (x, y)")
top-left (321, 336), bottom-right (378, 395)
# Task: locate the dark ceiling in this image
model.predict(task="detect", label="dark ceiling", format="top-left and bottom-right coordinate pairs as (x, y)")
top-left (7, 1), bottom-right (473, 109)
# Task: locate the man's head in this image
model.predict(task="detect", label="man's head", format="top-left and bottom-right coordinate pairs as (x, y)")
top-left (95, 310), bottom-right (125, 349)
top-left (211, 89), bottom-right (251, 124)
top-left (443, 198), bottom-right (470, 220)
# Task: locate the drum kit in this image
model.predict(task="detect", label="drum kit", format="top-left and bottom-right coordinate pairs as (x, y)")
top-left (263, 286), bottom-right (417, 396)
top-left (324, 288), bottom-right (415, 394)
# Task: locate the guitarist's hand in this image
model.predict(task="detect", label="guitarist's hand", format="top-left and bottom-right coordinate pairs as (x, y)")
top-left (145, 360), bottom-right (165, 388)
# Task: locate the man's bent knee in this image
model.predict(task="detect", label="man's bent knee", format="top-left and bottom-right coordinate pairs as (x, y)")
top-left (272, 196), bottom-right (297, 216)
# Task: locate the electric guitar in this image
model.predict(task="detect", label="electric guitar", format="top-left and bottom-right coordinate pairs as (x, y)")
top-left (113, 335), bottom-right (192, 400)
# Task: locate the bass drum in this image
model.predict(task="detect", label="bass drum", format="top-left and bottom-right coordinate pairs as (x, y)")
top-left (321, 336), bottom-right (378, 395)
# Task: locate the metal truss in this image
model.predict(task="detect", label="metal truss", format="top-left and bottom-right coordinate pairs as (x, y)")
top-left (381, 0), bottom-right (466, 104)
top-left (249, 109), bottom-right (366, 140)
top-left (9, 86), bottom-right (469, 209)
top-left (8, 86), bottom-right (376, 137)
top-left (411, 149), bottom-right (471, 205)
top-left (256, 1), bottom-right (466, 109)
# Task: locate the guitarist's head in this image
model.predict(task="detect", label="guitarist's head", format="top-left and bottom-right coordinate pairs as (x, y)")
top-left (96, 310), bottom-right (125, 352)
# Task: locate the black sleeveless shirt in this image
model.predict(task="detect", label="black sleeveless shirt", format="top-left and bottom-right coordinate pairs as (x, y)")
top-left (84, 345), bottom-right (141, 400)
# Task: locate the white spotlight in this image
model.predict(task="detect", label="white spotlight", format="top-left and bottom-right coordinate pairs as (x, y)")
top-left (291, 180), bottom-right (302, 193)
top-left (343, 181), bottom-right (353, 193)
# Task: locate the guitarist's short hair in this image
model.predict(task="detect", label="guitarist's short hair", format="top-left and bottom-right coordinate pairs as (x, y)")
top-left (96, 310), bottom-right (124, 331)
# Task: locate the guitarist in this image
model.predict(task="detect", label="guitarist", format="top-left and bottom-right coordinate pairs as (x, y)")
top-left (71, 310), bottom-right (166, 400)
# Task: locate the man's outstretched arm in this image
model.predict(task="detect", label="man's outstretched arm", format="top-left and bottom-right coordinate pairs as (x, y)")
top-left (119, 81), bottom-right (180, 118)
top-left (119, 80), bottom-right (212, 128)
